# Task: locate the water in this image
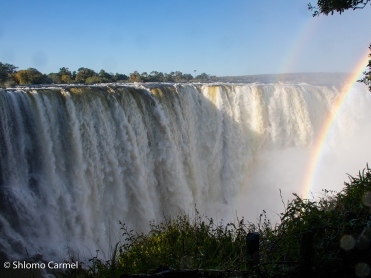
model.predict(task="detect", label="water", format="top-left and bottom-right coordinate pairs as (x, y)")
top-left (0, 82), bottom-right (370, 260)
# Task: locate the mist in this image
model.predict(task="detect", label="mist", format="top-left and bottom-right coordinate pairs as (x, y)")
top-left (230, 82), bottom-right (371, 224)
top-left (1, 80), bottom-right (370, 260)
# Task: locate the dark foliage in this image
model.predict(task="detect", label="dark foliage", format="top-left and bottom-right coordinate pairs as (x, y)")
top-left (54, 167), bottom-right (371, 278)
top-left (358, 44), bottom-right (371, 91)
top-left (0, 62), bottom-right (215, 87)
top-left (308, 0), bottom-right (370, 16)
top-left (308, 0), bottom-right (371, 94)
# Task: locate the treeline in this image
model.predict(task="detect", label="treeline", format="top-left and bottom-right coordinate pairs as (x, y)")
top-left (0, 62), bottom-right (219, 87)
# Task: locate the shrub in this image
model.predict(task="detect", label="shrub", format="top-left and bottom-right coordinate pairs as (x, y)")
top-left (81, 166), bottom-right (371, 278)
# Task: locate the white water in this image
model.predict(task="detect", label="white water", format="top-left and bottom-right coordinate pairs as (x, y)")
top-left (0, 83), bottom-right (370, 260)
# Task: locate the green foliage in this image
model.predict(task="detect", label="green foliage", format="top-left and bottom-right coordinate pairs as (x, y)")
top-left (129, 71), bottom-right (142, 82)
top-left (58, 67), bottom-right (73, 83)
top-left (16, 68), bottom-right (44, 84)
top-left (309, 0), bottom-right (371, 95)
top-left (195, 73), bottom-right (210, 81)
top-left (117, 210), bottom-right (254, 275)
top-left (0, 61), bottom-right (218, 87)
top-left (98, 69), bottom-right (114, 83)
top-left (75, 67), bottom-right (98, 83)
top-left (59, 67), bottom-right (72, 76)
top-left (0, 62), bottom-right (17, 75)
top-left (0, 62), bottom-right (18, 86)
top-left (77, 166), bottom-right (371, 278)
top-left (47, 72), bottom-right (62, 84)
top-left (182, 73), bottom-right (194, 81)
top-left (0, 62), bottom-right (17, 82)
top-left (258, 167), bottom-right (371, 277)
top-left (85, 76), bottom-right (101, 84)
top-left (114, 73), bottom-right (129, 82)
top-left (359, 44), bottom-right (371, 91)
top-left (309, 0), bottom-right (370, 16)
top-left (3, 79), bottom-right (17, 87)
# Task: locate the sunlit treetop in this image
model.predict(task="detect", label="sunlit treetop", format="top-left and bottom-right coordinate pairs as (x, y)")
top-left (309, 0), bottom-right (370, 16)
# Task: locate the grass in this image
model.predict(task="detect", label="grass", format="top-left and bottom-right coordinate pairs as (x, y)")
top-left (54, 166), bottom-right (371, 277)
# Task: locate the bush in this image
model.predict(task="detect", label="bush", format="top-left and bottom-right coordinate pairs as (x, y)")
top-left (117, 210), bottom-right (255, 274)
top-left (79, 166), bottom-right (371, 278)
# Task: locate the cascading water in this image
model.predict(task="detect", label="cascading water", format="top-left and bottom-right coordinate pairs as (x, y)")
top-left (0, 82), bottom-right (370, 261)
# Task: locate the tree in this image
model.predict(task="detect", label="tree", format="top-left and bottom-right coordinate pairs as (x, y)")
top-left (58, 67), bottom-right (72, 83)
top-left (98, 69), bottom-right (114, 83)
top-left (114, 73), bottom-right (129, 82)
top-left (85, 76), bottom-right (101, 84)
top-left (359, 44), bottom-right (371, 91)
top-left (0, 62), bottom-right (212, 85)
top-left (174, 71), bottom-right (182, 82)
top-left (61, 74), bottom-right (72, 83)
top-left (309, 0), bottom-right (370, 16)
top-left (15, 68), bottom-right (44, 84)
top-left (0, 62), bottom-right (17, 75)
top-left (75, 67), bottom-right (98, 83)
top-left (209, 75), bottom-right (219, 82)
top-left (47, 73), bottom-right (62, 84)
top-left (309, 0), bottom-right (371, 92)
top-left (157, 72), bottom-right (164, 82)
top-left (163, 73), bottom-right (174, 82)
top-left (0, 62), bottom-right (18, 85)
top-left (195, 73), bottom-right (210, 81)
top-left (59, 67), bottom-right (71, 76)
top-left (147, 71), bottom-right (160, 82)
top-left (182, 73), bottom-right (193, 82)
top-left (130, 71), bottom-right (142, 82)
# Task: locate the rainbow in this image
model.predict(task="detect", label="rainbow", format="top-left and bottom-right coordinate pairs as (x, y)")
top-left (301, 50), bottom-right (370, 199)
top-left (279, 17), bottom-right (322, 74)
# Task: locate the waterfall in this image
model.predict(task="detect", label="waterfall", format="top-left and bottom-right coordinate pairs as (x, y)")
top-left (0, 83), bottom-right (370, 260)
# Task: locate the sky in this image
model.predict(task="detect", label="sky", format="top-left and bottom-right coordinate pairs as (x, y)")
top-left (0, 0), bottom-right (370, 77)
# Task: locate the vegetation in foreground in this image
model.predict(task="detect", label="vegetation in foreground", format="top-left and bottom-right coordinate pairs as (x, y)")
top-left (54, 166), bottom-right (371, 278)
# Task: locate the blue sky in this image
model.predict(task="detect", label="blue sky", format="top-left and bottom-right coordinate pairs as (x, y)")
top-left (0, 0), bottom-right (370, 76)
